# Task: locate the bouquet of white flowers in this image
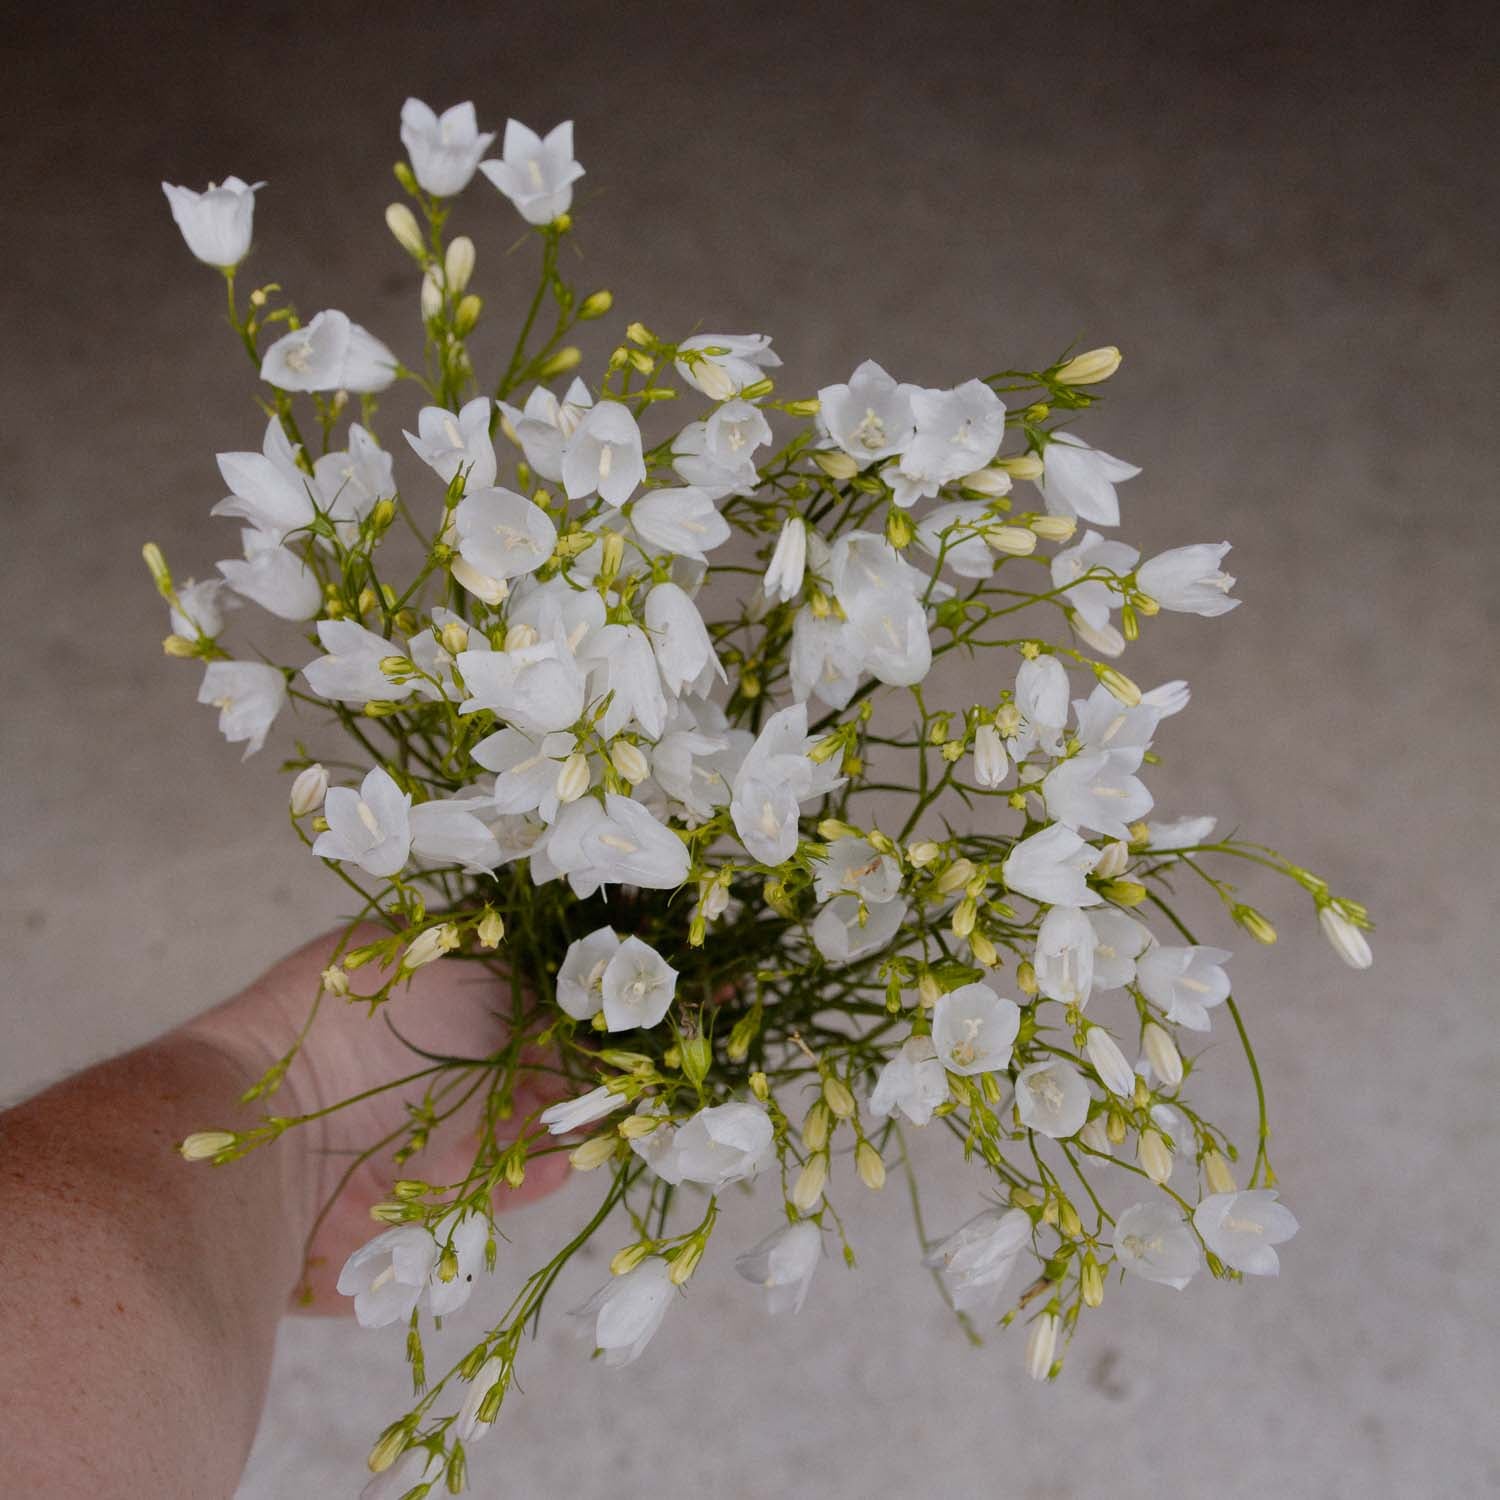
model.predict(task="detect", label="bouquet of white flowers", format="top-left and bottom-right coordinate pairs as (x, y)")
top-left (154, 98), bottom-right (1372, 1497)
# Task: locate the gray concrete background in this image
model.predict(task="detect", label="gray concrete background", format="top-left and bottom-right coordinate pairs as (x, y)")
top-left (3, 2), bottom-right (1497, 1496)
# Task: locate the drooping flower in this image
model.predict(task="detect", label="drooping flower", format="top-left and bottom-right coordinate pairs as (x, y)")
top-left (922, 1207), bottom-right (1033, 1315)
top-left (480, 119), bottom-right (584, 226)
top-left (472, 727), bottom-right (574, 822)
top-left (1010, 655), bottom-right (1071, 760)
top-left (169, 577), bottom-right (231, 640)
top-left (216, 529), bottom-right (321, 620)
top-left (972, 723), bottom-right (1010, 789)
top-left (197, 660), bottom-right (286, 758)
top-left (571, 1258), bottom-right (673, 1368)
top-left (400, 98), bottom-right (494, 197)
top-left (1042, 751), bottom-right (1154, 840)
top-left (735, 1220), bottom-right (822, 1315)
top-left (1145, 814), bottom-right (1218, 849)
top-left (730, 702), bottom-right (841, 864)
top-left (260, 309), bottom-right (398, 394)
top-left (405, 396), bottom-right (498, 490)
top-left (1033, 905), bottom-right (1098, 1006)
top-left (601, 936), bottom-right (678, 1031)
top-left (1319, 904), bottom-right (1373, 969)
top-left (828, 532), bottom-right (933, 688)
top-left (161, 176), bottom-right (262, 267)
top-left (811, 894), bottom-right (908, 964)
top-left (1084, 1026), bottom-right (1136, 1097)
top-left (454, 1356), bottom-right (506, 1445)
top-left (212, 417), bottom-right (315, 543)
top-left (813, 838), bottom-right (902, 905)
top-left (868, 1036), bottom-right (950, 1126)
top-left (1002, 823), bottom-right (1103, 907)
top-left (539, 1084), bottom-right (629, 1136)
top-left (1026, 1313), bottom-right (1059, 1381)
top-left (931, 984), bottom-right (1021, 1076)
top-left (1193, 1190), bottom-right (1299, 1276)
top-left (666, 1101), bottom-right (774, 1188)
top-left (818, 359), bottom-right (917, 463)
top-left (561, 400), bottom-right (645, 507)
top-left (1112, 1201), bottom-right (1202, 1289)
top-left (1033, 432), bottom-right (1140, 526)
top-left (336, 1212), bottom-right (488, 1328)
top-left (675, 333), bottom-right (781, 399)
top-left (644, 583), bottom-right (723, 697)
top-left (1088, 908), bottom-right (1152, 990)
top-left (1014, 1059), bottom-right (1092, 1139)
top-left (542, 793), bottom-right (690, 896)
top-left (1136, 944), bottom-right (1232, 1031)
top-left (303, 620), bottom-right (420, 706)
top-left (1137, 542), bottom-right (1239, 617)
top-left (1051, 529), bottom-right (1140, 632)
top-left (763, 517), bottom-right (808, 602)
top-left (579, 623), bottom-right (669, 740)
top-left (361, 1448), bottom-right (444, 1500)
top-left (312, 766), bottom-right (412, 878)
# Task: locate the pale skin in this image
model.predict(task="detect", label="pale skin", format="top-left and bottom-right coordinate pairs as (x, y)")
top-left (0, 928), bottom-right (566, 1499)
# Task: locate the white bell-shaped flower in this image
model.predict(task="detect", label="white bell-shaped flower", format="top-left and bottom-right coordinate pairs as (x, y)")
top-left (561, 400), bottom-right (645, 507)
top-left (405, 396), bottom-right (498, 490)
top-left (817, 359), bottom-right (917, 463)
top-left (1136, 944), bottom-right (1232, 1031)
top-left (1193, 1190), bottom-right (1299, 1276)
top-left (922, 1207), bottom-right (1032, 1315)
top-left (1138, 542), bottom-right (1239, 617)
top-left (312, 766), bottom-right (412, 878)
top-left (811, 894), bottom-right (908, 964)
top-left (1112, 1200), bottom-right (1202, 1288)
top-left (1033, 905), bottom-right (1098, 1006)
top-left (1034, 432), bottom-right (1140, 526)
top-left (601, 936), bottom-right (678, 1031)
top-left (1002, 823), bottom-right (1103, 907)
top-left (480, 119), bottom-right (584, 226)
top-left (197, 660), bottom-right (286, 759)
top-left (554, 926), bottom-right (621, 1020)
top-left (1014, 1059), bottom-right (1092, 1139)
top-left (400, 98), bottom-right (494, 197)
top-left (735, 1220), bottom-right (822, 1315)
top-left (675, 333), bottom-right (781, 398)
top-left (931, 983), bottom-right (1021, 1076)
top-left (571, 1258), bottom-right (673, 1368)
top-left (161, 176), bottom-right (261, 267)
top-left (868, 1036), bottom-right (949, 1126)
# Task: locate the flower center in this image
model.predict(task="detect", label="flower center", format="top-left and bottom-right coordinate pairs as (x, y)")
top-left (853, 408), bottom-right (887, 450)
top-left (356, 800), bottom-right (382, 838)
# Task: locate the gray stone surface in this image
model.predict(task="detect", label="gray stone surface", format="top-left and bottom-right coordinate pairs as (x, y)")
top-left (3, 2), bottom-right (1496, 1496)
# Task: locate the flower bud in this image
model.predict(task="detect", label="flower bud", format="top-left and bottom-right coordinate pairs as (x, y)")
top-left (555, 752), bottom-right (590, 804)
top-left (855, 1140), bottom-right (886, 1190)
top-left (366, 1423), bottom-right (410, 1474)
top-left (476, 908), bottom-right (505, 949)
top-left (1319, 903), bottom-right (1373, 970)
top-left (1055, 346), bottom-right (1122, 385)
top-left (178, 1130), bottom-right (237, 1161)
top-left (1016, 959), bottom-right (1038, 995)
top-left (289, 763), bottom-right (328, 816)
top-left (1099, 879), bottom-right (1147, 906)
top-left (886, 507), bottom-right (915, 548)
top-left (813, 449), bottom-right (859, 480)
top-left (996, 452), bottom-right (1045, 481)
top-left (907, 839), bottom-right (941, 868)
top-left (1059, 1200), bottom-right (1082, 1238)
top-left (1105, 1110), bottom-right (1127, 1145)
top-left (791, 1153), bottom-right (828, 1211)
top-left (802, 1101), bottom-right (831, 1152)
top-left (1081, 1255), bottom-right (1104, 1308)
top-left (569, 1135), bottom-right (617, 1170)
top-left (385, 202), bottom-right (426, 258)
top-left (1142, 1022), bottom-right (1183, 1087)
top-left (823, 1075), bottom-right (856, 1119)
top-left (1085, 1027), bottom-right (1136, 1098)
top-left (1025, 1313), bottom-right (1059, 1381)
top-left (749, 1070), bottom-right (769, 1100)
top-left (972, 723), bottom-right (1009, 789)
top-left (1095, 664), bottom-right (1142, 707)
top-left (625, 320), bottom-right (654, 346)
top-left (950, 898), bottom-right (978, 939)
top-left (403, 924), bottom-right (459, 972)
top-left (1138, 1128), bottom-right (1173, 1185)
top-left (1078, 1116), bottom-right (1112, 1155)
top-left (617, 1113), bottom-right (660, 1139)
top-left (598, 530), bottom-right (626, 585)
top-left (937, 858), bottom-right (977, 894)
top-left (610, 740), bottom-right (649, 786)
top-left (668, 1241), bottom-right (704, 1285)
top-left (985, 524), bottom-right (1038, 556)
top-left (693, 357), bottom-right (736, 402)
top-left (1202, 1148), bottom-right (1238, 1195)
top-left (1029, 514), bottom-right (1077, 543)
top-left (579, 289), bottom-right (613, 319)
top-left (444, 235), bottom-right (476, 294)
top-left (680, 1036), bottom-right (712, 1086)
top-left (454, 294), bottom-right (483, 336)
top-left (1092, 840), bottom-right (1129, 879)
top-left (1233, 904), bottom-right (1278, 945)
top-left (320, 964), bottom-right (350, 997)
top-left (610, 1242), bottom-right (651, 1276)
top-left (162, 633), bottom-right (197, 658)
top-left (970, 931), bottom-right (998, 967)
top-left (141, 541), bottom-right (172, 594)
top-left (538, 346), bottom-right (582, 379)
top-left (917, 971), bottom-right (941, 1007)
top-left (961, 465), bottom-right (1012, 497)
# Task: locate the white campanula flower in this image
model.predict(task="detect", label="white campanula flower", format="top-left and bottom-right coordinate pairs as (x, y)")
top-left (1084, 1026), bottom-right (1136, 1097)
top-left (1138, 542), bottom-right (1239, 617)
top-left (915, 501), bottom-right (995, 580)
top-left (644, 582), bottom-right (723, 697)
top-left (1319, 904), bottom-right (1373, 969)
top-left (651, 718), bottom-right (734, 822)
top-left (303, 620), bottom-right (420, 705)
top-left (216, 528), bottom-right (320, 621)
top-left (312, 766), bottom-right (412, 878)
top-left (763, 516), bottom-right (808, 601)
top-left (337, 1211), bottom-right (488, 1328)
top-left (579, 624), bottom-right (668, 740)
top-left (1072, 684), bottom-right (1174, 771)
top-left (1034, 905), bottom-right (1098, 1006)
top-left (629, 485), bottom-right (730, 562)
top-left (818, 359), bottom-right (917, 463)
top-left (1011, 655), bottom-right (1071, 759)
top-left (542, 793), bottom-right (690, 896)
top-left (161, 176), bottom-right (261, 267)
top-left (453, 486), bottom-right (558, 582)
top-left (1136, 944), bottom-right (1231, 1032)
top-left (672, 404), bottom-right (771, 497)
top-left (1026, 1313), bottom-right (1059, 1381)
top-left (457, 634), bottom-right (586, 736)
top-left (362, 1449), bottom-right (444, 1500)
top-left (472, 727), bottom-right (574, 822)
top-left (811, 893), bottom-right (908, 964)
top-left (1145, 813), bottom-right (1218, 849)
top-left (539, 1083), bottom-right (629, 1136)
top-left (169, 577), bottom-right (231, 639)
top-left (729, 702), bottom-right (841, 864)
top-left (454, 1356), bottom-right (506, 1445)
top-left (1088, 907), bottom-right (1152, 989)
top-left (555, 926), bottom-right (621, 1019)
top-left (922, 1207), bottom-right (1032, 1315)
top-left (666, 1101), bottom-right (774, 1188)
top-left (405, 396), bottom-right (497, 490)
top-left (1112, 1200), bottom-right (1201, 1288)
top-left (971, 722), bottom-right (1010, 789)
top-left (735, 1220), bottom-right (822, 1315)
top-left (212, 417), bottom-right (314, 544)
top-left (868, 1036), bottom-right (949, 1126)
top-left (409, 792), bottom-right (503, 874)
top-left (561, 400), bottom-right (645, 507)
top-left (1033, 432), bottom-right (1140, 526)
top-left (813, 838), bottom-right (901, 905)
top-left (1042, 751), bottom-right (1154, 840)
top-left (260, 309), bottom-right (398, 394)
top-left (931, 983), bottom-right (1021, 1076)
top-left (1003, 823), bottom-right (1103, 907)
top-left (1050, 529), bottom-right (1140, 632)
top-left (1014, 1059), bottom-right (1092, 1139)
top-left (498, 378), bottom-right (592, 482)
top-left (480, 119), bottom-right (584, 226)
top-left (601, 936), bottom-right (678, 1031)
top-left (1193, 1190), bottom-right (1299, 1276)
top-left (789, 610), bottom-right (864, 709)
top-left (675, 333), bottom-right (781, 399)
top-left (571, 1258), bottom-right (673, 1368)
top-left (885, 380), bottom-right (1006, 508)
top-left (313, 423), bottom-right (396, 539)
top-left (400, 97), bottom-right (495, 197)
top-left (197, 660), bottom-right (285, 758)
top-left (829, 532), bottom-right (933, 687)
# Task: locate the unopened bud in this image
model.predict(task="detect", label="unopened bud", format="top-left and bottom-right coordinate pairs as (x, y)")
top-left (555, 752), bottom-right (590, 804)
top-left (421, 272), bottom-right (444, 326)
top-left (1319, 902), bottom-right (1374, 970)
top-left (680, 1037), bottom-right (712, 1086)
top-left (950, 898), bottom-right (977, 938)
top-left (985, 525), bottom-right (1038, 556)
top-left (813, 449), bottom-right (859, 480)
top-left (178, 1130), bottom-right (236, 1161)
top-left (791, 1153), bottom-right (828, 1211)
top-left (1029, 514), bottom-right (1078, 543)
top-left (617, 1113), bottom-right (661, 1139)
top-left (1095, 664), bottom-right (1142, 707)
top-left (918, 971), bottom-right (942, 1007)
top-left (822, 1075), bottom-right (856, 1119)
top-left (802, 1102), bottom-right (830, 1152)
top-left (668, 1241), bottom-right (703, 1285)
top-left (749, 1070), bottom-right (769, 1100)
top-left (1100, 879), bottom-right (1147, 906)
top-left (855, 1140), bottom-right (886, 1190)
top-left (598, 530), bottom-right (625, 584)
top-left (1234, 905), bottom-right (1278, 945)
top-left (1142, 1022), bottom-right (1183, 1087)
top-left (453, 293), bottom-right (482, 336)
top-left (886, 508), bottom-right (914, 548)
top-left (537, 346), bottom-right (582, 379)
top-left (907, 839), bottom-right (941, 868)
top-left (476, 908), bottom-right (505, 949)
top-left (142, 542), bottom-right (172, 594)
top-left (936, 858), bottom-right (977, 894)
top-left (970, 930), bottom-right (998, 967)
top-left (610, 1243), bottom-right (651, 1276)
top-left (1138, 1128), bottom-right (1173, 1185)
top-left (1081, 1255), bottom-right (1104, 1307)
top-left (961, 466), bottom-right (1012, 497)
top-left (1016, 959), bottom-right (1039, 995)
top-left (289, 763), bottom-right (328, 816)
top-left (1079, 1116), bottom-right (1112, 1155)
top-left (1202, 1149), bottom-right (1237, 1195)
top-left (162, 633), bottom-right (196, 658)
top-left (1055, 346), bottom-right (1122, 385)
top-left (366, 1424), bottom-right (410, 1475)
top-left (1025, 1313), bottom-right (1059, 1382)
top-left (997, 452), bottom-right (1045, 481)
top-left (783, 397), bottom-right (821, 417)
top-left (569, 1135), bottom-right (617, 1171)
top-left (610, 740), bottom-right (649, 785)
top-left (444, 235), bottom-right (476, 293)
top-left (320, 964), bottom-right (350, 997)
top-left (578, 289), bottom-right (613, 319)
top-left (385, 202), bottom-right (426, 258)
